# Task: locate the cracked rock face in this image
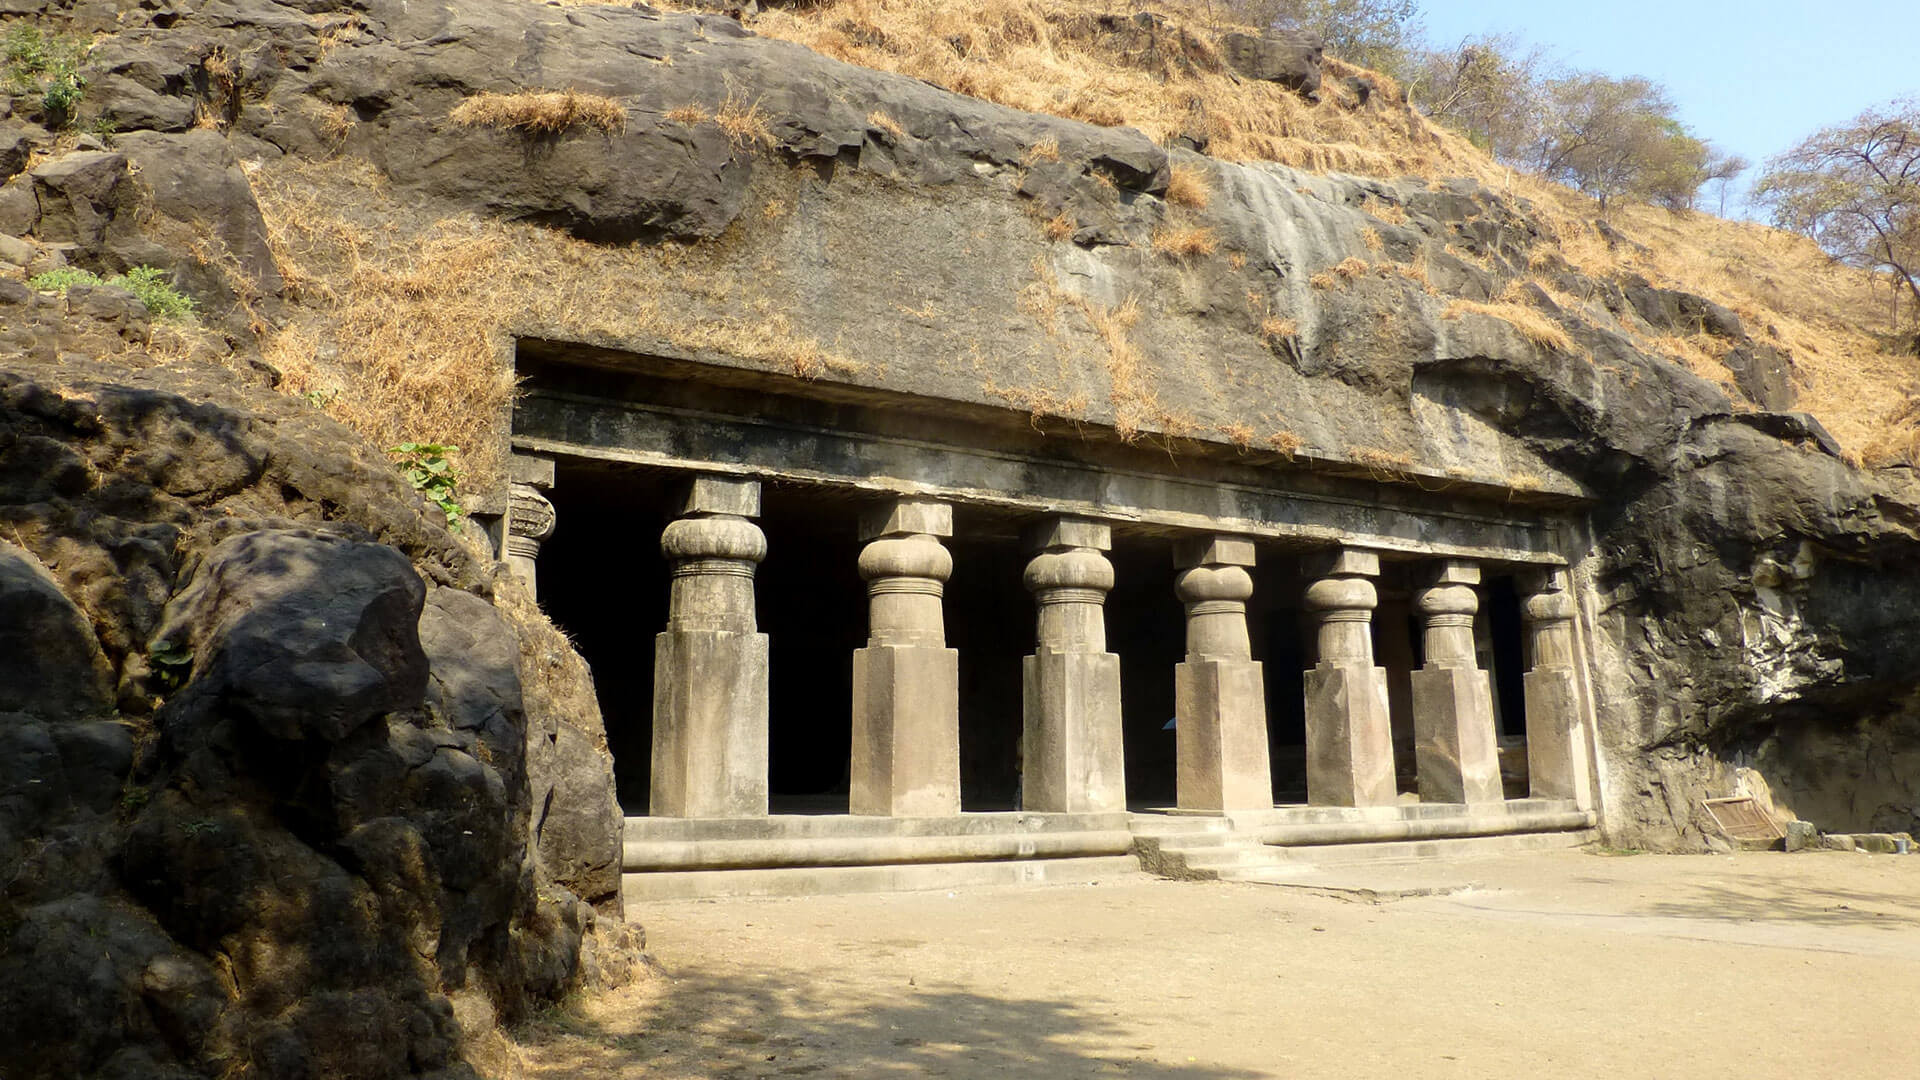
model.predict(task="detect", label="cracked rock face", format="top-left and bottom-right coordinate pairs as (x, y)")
top-left (0, 301), bottom-right (624, 1075)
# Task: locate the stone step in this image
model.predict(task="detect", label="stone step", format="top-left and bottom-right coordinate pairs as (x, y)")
top-left (1244, 827), bottom-right (1596, 871)
top-left (622, 855), bottom-right (1144, 905)
top-left (624, 810), bottom-right (1131, 844)
top-left (622, 828), bottom-right (1134, 872)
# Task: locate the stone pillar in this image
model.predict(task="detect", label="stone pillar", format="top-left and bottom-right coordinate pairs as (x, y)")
top-left (1021, 518), bottom-right (1125, 814)
top-left (1522, 567), bottom-right (1593, 806)
top-left (504, 453), bottom-right (556, 598)
top-left (650, 475), bottom-right (769, 818)
top-left (1173, 535), bottom-right (1273, 812)
top-left (851, 498), bottom-right (961, 817)
top-left (1408, 560), bottom-right (1503, 805)
top-left (1302, 549), bottom-right (1396, 807)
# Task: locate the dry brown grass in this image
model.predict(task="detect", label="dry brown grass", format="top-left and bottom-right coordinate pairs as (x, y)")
top-left (868, 109), bottom-right (907, 139)
top-left (1310, 256), bottom-right (1370, 290)
top-left (449, 88), bottom-right (626, 135)
top-left (311, 100), bottom-right (356, 143)
top-left (1152, 226), bottom-right (1218, 259)
top-left (663, 104), bottom-right (709, 125)
top-left (254, 159), bottom-right (855, 488)
top-left (1023, 136), bottom-right (1061, 164)
top-left (715, 85), bottom-right (774, 148)
top-left (1166, 164), bottom-right (1210, 208)
top-left (1442, 299), bottom-right (1575, 354)
top-left (1260, 316), bottom-right (1297, 340)
top-left (1266, 430), bottom-right (1303, 457)
top-left (1042, 210), bottom-right (1075, 241)
top-left (710, 0), bottom-right (1488, 178)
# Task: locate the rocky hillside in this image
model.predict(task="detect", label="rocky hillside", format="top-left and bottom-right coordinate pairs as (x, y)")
top-left (3, 0), bottom-right (1920, 1071)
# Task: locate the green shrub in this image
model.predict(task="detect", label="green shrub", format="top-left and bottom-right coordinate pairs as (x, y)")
top-left (3, 24), bottom-right (88, 124)
top-left (113, 266), bottom-right (196, 319)
top-left (28, 264), bottom-right (198, 319)
top-left (27, 267), bottom-right (104, 292)
top-left (389, 442), bottom-right (463, 529)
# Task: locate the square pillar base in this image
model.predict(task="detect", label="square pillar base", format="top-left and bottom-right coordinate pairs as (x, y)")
top-left (1410, 665), bottom-right (1503, 805)
top-left (1021, 648), bottom-right (1125, 813)
top-left (1524, 665), bottom-right (1592, 807)
top-left (851, 644), bottom-right (961, 816)
top-left (1175, 658), bottom-right (1274, 811)
top-left (1304, 662), bottom-right (1396, 807)
top-left (650, 630), bottom-right (770, 818)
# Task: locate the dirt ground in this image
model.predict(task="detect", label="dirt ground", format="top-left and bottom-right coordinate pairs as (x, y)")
top-left (515, 851), bottom-right (1920, 1078)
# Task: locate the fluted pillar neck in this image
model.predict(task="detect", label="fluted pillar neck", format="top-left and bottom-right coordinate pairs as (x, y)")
top-left (1023, 517), bottom-right (1115, 654)
top-left (1174, 535), bottom-right (1256, 661)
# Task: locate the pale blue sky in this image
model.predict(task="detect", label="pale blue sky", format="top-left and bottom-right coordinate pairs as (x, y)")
top-left (1419, 1), bottom-right (1920, 210)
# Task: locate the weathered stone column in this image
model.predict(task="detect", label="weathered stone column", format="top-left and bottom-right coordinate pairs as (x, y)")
top-left (1173, 535), bottom-right (1273, 812)
top-left (1302, 549), bottom-right (1396, 807)
top-left (650, 476), bottom-right (769, 818)
top-left (1522, 567), bottom-right (1593, 806)
top-left (851, 498), bottom-right (960, 817)
top-left (1408, 560), bottom-right (1503, 805)
top-left (504, 453), bottom-right (556, 598)
top-left (1021, 518), bottom-right (1125, 813)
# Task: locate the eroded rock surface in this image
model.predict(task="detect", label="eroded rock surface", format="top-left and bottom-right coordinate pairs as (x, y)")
top-left (0, 295), bottom-right (624, 1075)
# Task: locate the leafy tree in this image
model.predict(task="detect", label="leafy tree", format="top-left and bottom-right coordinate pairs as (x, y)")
top-left (1523, 72), bottom-right (1708, 212)
top-left (1410, 33), bottom-right (1547, 161)
top-left (1700, 150), bottom-right (1751, 216)
top-left (1228, 0), bottom-right (1424, 75)
top-left (1754, 101), bottom-right (1920, 329)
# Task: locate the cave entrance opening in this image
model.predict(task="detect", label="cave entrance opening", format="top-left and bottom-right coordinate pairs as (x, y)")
top-left (538, 460), bottom-right (1043, 816)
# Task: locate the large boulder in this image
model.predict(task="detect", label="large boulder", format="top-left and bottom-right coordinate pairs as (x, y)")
top-left (0, 540), bottom-right (114, 718)
top-left (152, 529), bottom-right (429, 743)
top-left (1218, 30), bottom-right (1323, 97)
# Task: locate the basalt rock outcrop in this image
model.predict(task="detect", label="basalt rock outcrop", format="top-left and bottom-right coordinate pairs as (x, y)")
top-left (3, 0), bottom-right (1920, 1067)
top-left (0, 287), bottom-right (628, 1077)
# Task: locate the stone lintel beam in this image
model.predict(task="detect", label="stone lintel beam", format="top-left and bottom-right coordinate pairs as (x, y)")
top-left (651, 474), bottom-right (769, 818)
top-left (1173, 534), bottom-right (1271, 812)
top-left (1021, 516), bottom-right (1124, 813)
top-left (1520, 567), bottom-right (1591, 806)
top-left (1302, 547), bottom-right (1395, 808)
top-left (1410, 559), bottom-right (1502, 805)
top-left (852, 497), bottom-right (960, 816)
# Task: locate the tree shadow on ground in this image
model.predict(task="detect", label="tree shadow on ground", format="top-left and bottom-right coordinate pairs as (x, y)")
top-left (519, 965), bottom-right (1269, 1079)
top-left (1626, 876), bottom-right (1920, 930)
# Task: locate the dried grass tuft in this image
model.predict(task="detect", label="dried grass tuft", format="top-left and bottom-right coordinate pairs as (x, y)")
top-left (1152, 225), bottom-right (1218, 259)
top-left (715, 85), bottom-right (774, 147)
top-left (1442, 299), bottom-right (1575, 354)
top-left (1165, 164), bottom-right (1210, 208)
top-left (867, 109), bottom-right (907, 139)
top-left (449, 88), bottom-right (626, 135)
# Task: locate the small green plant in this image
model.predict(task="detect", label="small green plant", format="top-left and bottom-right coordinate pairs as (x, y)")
top-left (27, 264), bottom-right (197, 319)
top-left (112, 266), bottom-right (196, 319)
top-left (118, 784), bottom-right (150, 817)
top-left (27, 267), bottom-right (103, 292)
top-left (148, 639), bottom-right (193, 695)
top-left (389, 442), bottom-right (463, 528)
top-left (3, 24), bottom-right (88, 125)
